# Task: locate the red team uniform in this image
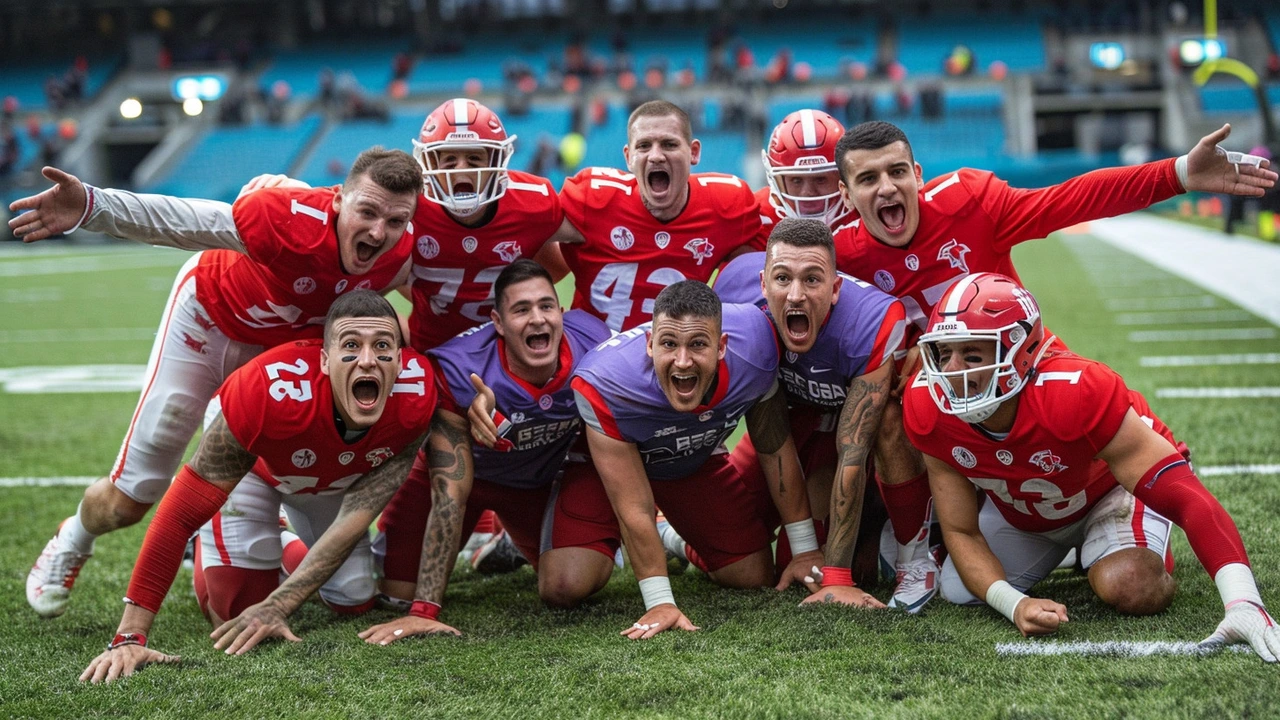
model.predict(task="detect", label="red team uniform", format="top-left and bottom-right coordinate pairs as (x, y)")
top-left (559, 167), bottom-right (765, 331)
top-left (833, 162), bottom-right (1183, 343)
top-left (406, 171), bottom-right (563, 351)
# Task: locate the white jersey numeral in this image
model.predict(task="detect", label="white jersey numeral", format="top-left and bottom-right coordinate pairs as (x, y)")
top-left (697, 175), bottom-right (742, 188)
top-left (391, 357), bottom-right (427, 396)
top-left (414, 265), bottom-right (504, 323)
top-left (265, 358), bottom-right (313, 402)
top-left (289, 199), bottom-right (329, 224)
top-left (900, 276), bottom-right (963, 331)
top-left (923, 173), bottom-right (960, 202)
top-left (590, 263), bottom-right (688, 331)
top-left (971, 476), bottom-right (1087, 520)
top-left (588, 167), bottom-right (635, 195)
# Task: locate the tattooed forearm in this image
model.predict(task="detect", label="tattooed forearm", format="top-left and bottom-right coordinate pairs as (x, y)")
top-left (263, 431), bottom-right (426, 615)
top-left (825, 367), bottom-right (892, 567)
top-left (416, 411), bottom-right (472, 603)
top-left (190, 414), bottom-right (258, 485)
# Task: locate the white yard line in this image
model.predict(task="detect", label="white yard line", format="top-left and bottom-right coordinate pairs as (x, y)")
top-left (1105, 296), bottom-right (1217, 311)
top-left (1156, 387), bottom-right (1280, 398)
top-left (1141, 353), bottom-right (1280, 367)
top-left (1199, 464), bottom-right (1280, 476)
top-left (0, 477), bottom-right (97, 487)
top-left (0, 364), bottom-right (147, 393)
top-left (1128, 328), bottom-right (1276, 342)
top-left (1113, 310), bottom-right (1254, 326)
top-left (0, 253), bottom-right (187, 277)
top-left (0, 328), bottom-right (154, 344)
top-left (996, 641), bottom-right (1250, 657)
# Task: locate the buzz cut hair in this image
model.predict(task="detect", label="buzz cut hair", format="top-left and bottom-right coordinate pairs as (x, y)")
top-left (652, 280), bottom-right (722, 331)
top-left (323, 289), bottom-right (402, 347)
top-left (834, 121), bottom-right (914, 185)
top-left (766, 217), bottom-right (837, 264)
top-left (493, 259), bottom-right (556, 314)
top-left (627, 100), bottom-right (692, 143)
top-left (344, 146), bottom-right (422, 196)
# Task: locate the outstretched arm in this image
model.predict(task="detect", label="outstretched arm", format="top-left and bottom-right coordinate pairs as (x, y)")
top-left (210, 431), bottom-right (427, 656)
top-left (9, 166), bottom-right (245, 251)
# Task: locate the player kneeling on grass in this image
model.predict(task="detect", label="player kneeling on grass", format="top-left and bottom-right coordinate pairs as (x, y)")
top-left (902, 273), bottom-right (1279, 661)
top-left (361, 260), bottom-right (619, 643)
top-left (80, 291), bottom-right (436, 684)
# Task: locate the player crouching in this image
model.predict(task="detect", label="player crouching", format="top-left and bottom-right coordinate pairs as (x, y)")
top-left (903, 273), bottom-right (1278, 661)
top-left (80, 291), bottom-right (436, 683)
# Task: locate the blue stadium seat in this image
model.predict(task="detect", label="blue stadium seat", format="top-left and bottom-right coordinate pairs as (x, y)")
top-left (0, 58), bottom-right (120, 111)
top-left (896, 14), bottom-right (1045, 76)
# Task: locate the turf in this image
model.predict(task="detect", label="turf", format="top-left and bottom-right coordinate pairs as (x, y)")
top-left (1, 230), bottom-right (1278, 718)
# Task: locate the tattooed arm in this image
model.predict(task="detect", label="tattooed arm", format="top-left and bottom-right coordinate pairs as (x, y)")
top-left (801, 361), bottom-right (892, 608)
top-left (209, 430), bottom-right (427, 656)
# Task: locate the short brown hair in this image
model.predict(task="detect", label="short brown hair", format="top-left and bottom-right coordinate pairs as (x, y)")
top-left (627, 100), bottom-right (692, 143)
top-left (344, 146), bottom-right (421, 196)
top-left (834, 121), bottom-right (914, 186)
top-left (323, 289), bottom-right (402, 347)
top-left (767, 218), bottom-right (837, 264)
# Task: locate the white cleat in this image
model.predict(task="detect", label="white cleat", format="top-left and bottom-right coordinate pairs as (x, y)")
top-left (471, 530), bottom-right (528, 575)
top-left (888, 557), bottom-right (939, 614)
top-left (27, 532), bottom-right (92, 618)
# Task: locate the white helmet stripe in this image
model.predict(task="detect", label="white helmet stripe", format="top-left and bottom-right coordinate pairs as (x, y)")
top-left (943, 273), bottom-right (979, 315)
top-left (452, 98), bottom-right (469, 126)
top-left (799, 109), bottom-right (818, 147)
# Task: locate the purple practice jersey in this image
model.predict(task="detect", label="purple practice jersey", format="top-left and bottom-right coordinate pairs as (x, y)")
top-left (571, 303), bottom-right (780, 481)
top-left (714, 251), bottom-right (907, 411)
top-left (429, 310), bottom-right (612, 489)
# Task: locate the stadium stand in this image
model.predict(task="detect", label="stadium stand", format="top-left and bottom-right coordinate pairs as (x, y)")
top-left (895, 14), bottom-right (1046, 75)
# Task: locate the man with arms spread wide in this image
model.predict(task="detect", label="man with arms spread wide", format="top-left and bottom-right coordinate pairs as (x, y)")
top-left (572, 281), bottom-right (820, 638)
top-left (903, 273), bottom-right (1278, 661)
top-left (80, 290), bottom-right (437, 683)
top-left (12, 149), bottom-right (421, 617)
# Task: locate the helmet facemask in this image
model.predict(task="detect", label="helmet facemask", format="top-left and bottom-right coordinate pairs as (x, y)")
top-left (412, 136), bottom-right (515, 215)
top-left (919, 320), bottom-right (1036, 424)
top-left (762, 150), bottom-right (845, 227)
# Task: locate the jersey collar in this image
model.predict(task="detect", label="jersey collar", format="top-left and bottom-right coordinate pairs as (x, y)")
top-left (496, 334), bottom-right (574, 398)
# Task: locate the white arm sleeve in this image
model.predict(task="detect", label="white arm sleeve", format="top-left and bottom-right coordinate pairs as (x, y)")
top-left (78, 184), bottom-right (246, 253)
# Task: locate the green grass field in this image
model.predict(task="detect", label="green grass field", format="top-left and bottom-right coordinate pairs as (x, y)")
top-left (1, 230), bottom-right (1278, 718)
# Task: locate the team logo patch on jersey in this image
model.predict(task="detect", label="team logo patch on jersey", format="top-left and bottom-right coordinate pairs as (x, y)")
top-left (952, 446), bottom-right (977, 469)
top-left (611, 226), bottom-right (635, 251)
top-left (654, 231), bottom-right (671, 249)
top-left (996, 450), bottom-right (1014, 465)
top-left (356, 279), bottom-right (373, 291)
top-left (293, 277), bottom-right (316, 295)
top-left (338, 451), bottom-right (355, 465)
top-left (538, 395), bottom-right (554, 410)
top-left (937, 239), bottom-right (971, 273)
top-left (786, 351), bottom-right (799, 364)
top-left (493, 241), bottom-right (522, 263)
top-left (462, 236), bottom-right (479, 254)
top-left (685, 238), bottom-right (715, 265)
top-left (1029, 449), bottom-right (1068, 474)
top-left (366, 447), bottom-right (395, 467)
top-left (417, 235), bottom-right (440, 260)
top-left (335, 279), bottom-right (348, 294)
top-left (873, 270), bottom-right (896, 292)
top-left (510, 411), bottom-right (526, 424)
top-left (698, 411), bottom-right (714, 422)
top-left (292, 448), bottom-right (317, 469)
top-left (905, 254), bottom-right (920, 271)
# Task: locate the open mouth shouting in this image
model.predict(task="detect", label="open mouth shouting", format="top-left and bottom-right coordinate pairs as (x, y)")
top-left (525, 331), bottom-right (552, 354)
top-left (354, 239), bottom-right (382, 266)
top-left (670, 371), bottom-right (700, 400)
top-left (351, 376), bottom-right (383, 411)
top-left (646, 167), bottom-right (672, 199)
top-left (784, 307), bottom-right (812, 345)
top-left (877, 202), bottom-right (907, 235)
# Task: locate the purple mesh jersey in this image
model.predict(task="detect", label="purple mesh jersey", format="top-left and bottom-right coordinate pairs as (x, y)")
top-left (714, 251), bottom-right (906, 411)
top-left (572, 303), bottom-right (780, 481)
top-left (429, 309), bottom-right (612, 489)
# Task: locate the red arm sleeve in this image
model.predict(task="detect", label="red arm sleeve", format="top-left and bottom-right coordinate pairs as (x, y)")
top-left (982, 159), bottom-right (1181, 252)
top-left (1131, 454), bottom-right (1250, 578)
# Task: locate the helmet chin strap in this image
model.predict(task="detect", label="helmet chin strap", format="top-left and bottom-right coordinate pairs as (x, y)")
top-left (957, 403), bottom-right (999, 424)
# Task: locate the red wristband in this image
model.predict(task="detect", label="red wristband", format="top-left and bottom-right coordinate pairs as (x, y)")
top-left (107, 632), bottom-right (147, 650)
top-left (409, 600), bottom-right (441, 621)
top-left (821, 566), bottom-right (855, 587)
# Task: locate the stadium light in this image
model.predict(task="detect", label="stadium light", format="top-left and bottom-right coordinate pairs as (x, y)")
top-left (171, 75), bottom-right (226, 102)
top-left (1089, 42), bottom-right (1125, 71)
top-left (120, 97), bottom-right (143, 119)
top-left (183, 97), bottom-right (204, 116)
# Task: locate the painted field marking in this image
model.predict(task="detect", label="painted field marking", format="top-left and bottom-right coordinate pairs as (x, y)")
top-left (996, 641), bottom-right (1250, 658)
top-left (1105, 296), bottom-right (1217, 312)
top-left (1141, 353), bottom-right (1280, 368)
top-left (1199, 464), bottom-right (1280, 477)
top-left (0, 328), bottom-right (154, 344)
top-left (1155, 387), bottom-right (1280, 399)
top-left (1129, 328), bottom-right (1276, 343)
top-left (0, 253), bottom-right (186, 277)
top-left (1114, 310), bottom-right (1254, 326)
top-left (0, 287), bottom-right (63, 303)
top-left (0, 364), bottom-right (146, 394)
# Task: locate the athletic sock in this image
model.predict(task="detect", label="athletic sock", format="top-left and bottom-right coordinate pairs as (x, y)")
top-left (59, 503), bottom-right (98, 555)
top-left (878, 471), bottom-right (932, 547)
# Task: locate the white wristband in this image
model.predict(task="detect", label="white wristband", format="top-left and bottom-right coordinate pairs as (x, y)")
top-left (985, 580), bottom-right (1028, 624)
top-left (1214, 563), bottom-right (1263, 608)
top-left (1174, 154), bottom-right (1189, 192)
top-left (638, 575), bottom-right (675, 611)
top-left (67, 184), bottom-right (95, 234)
top-left (784, 519), bottom-right (819, 555)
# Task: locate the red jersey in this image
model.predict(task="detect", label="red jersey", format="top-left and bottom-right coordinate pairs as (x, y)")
top-left (754, 185), bottom-right (857, 246)
top-left (833, 161), bottom-right (1181, 345)
top-left (560, 167), bottom-right (765, 331)
top-left (196, 187), bottom-right (414, 347)
top-left (217, 340), bottom-right (437, 495)
top-left (407, 171), bottom-right (563, 351)
top-left (902, 351), bottom-right (1177, 533)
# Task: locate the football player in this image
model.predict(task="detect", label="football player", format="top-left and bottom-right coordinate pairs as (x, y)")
top-left (757, 109), bottom-right (856, 236)
top-left (547, 100), bottom-right (765, 333)
top-left (904, 273), bottom-right (1279, 662)
top-left (13, 150), bottom-right (420, 618)
top-left (571, 281), bottom-right (819, 639)
top-left (831, 121), bottom-right (1278, 612)
top-left (361, 260), bottom-right (619, 642)
top-left (715, 218), bottom-right (905, 608)
top-left (79, 291), bottom-right (436, 683)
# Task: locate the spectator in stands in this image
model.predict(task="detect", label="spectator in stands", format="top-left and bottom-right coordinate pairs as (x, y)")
top-left (1267, 53), bottom-right (1280, 82)
top-left (824, 89), bottom-right (849, 125)
top-left (527, 134), bottom-right (562, 177)
top-left (845, 91), bottom-right (873, 125)
top-left (64, 58), bottom-right (87, 103)
top-left (263, 80), bottom-right (290, 124)
top-left (392, 52), bottom-right (414, 82)
top-left (0, 123), bottom-right (18, 178)
top-left (319, 68), bottom-right (336, 109)
top-left (2, 96), bottom-right (17, 122)
top-left (44, 76), bottom-right (66, 112)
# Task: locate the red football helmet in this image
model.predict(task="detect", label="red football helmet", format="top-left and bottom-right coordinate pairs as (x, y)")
top-left (761, 109), bottom-right (846, 226)
top-left (413, 98), bottom-right (515, 214)
top-left (918, 273), bottom-right (1049, 423)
